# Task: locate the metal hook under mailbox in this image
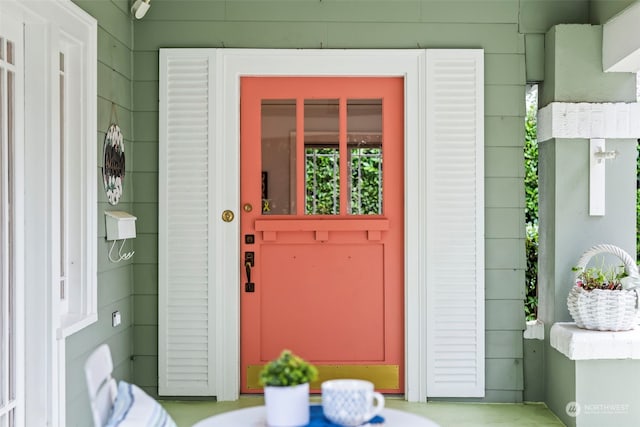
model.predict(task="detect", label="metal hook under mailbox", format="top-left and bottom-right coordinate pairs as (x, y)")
top-left (108, 238), bottom-right (135, 263)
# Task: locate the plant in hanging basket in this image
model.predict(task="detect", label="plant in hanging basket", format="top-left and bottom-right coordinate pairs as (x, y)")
top-left (567, 244), bottom-right (640, 331)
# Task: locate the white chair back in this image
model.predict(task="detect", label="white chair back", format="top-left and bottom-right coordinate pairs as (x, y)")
top-left (84, 344), bottom-right (118, 427)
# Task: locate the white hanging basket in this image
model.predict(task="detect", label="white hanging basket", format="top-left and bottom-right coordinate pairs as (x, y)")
top-left (567, 244), bottom-right (640, 331)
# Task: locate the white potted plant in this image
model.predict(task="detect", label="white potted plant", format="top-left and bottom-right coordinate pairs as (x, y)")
top-left (567, 244), bottom-right (640, 331)
top-left (259, 349), bottom-right (318, 427)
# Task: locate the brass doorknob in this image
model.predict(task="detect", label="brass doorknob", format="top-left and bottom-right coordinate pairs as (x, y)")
top-left (222, 210), bottom-right (235, 222)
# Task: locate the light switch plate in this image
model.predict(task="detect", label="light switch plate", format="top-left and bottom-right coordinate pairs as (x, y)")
top-left (112, 310), bottom-right (121, 327)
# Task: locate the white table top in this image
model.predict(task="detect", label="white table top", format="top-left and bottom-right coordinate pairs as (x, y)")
top-left (192, 405), bottom-right (440, 427)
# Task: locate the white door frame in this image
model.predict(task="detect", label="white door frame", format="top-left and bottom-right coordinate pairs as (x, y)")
top-left (211, 49), bottom-right (428, 401)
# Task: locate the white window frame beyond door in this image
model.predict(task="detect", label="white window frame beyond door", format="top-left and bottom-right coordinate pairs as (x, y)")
top-left (159, 49), bottom-right (484, 401)
top-left (1, 1), bottom-right (97, 426)
top-left (0, 9), bottom-right (25, 427)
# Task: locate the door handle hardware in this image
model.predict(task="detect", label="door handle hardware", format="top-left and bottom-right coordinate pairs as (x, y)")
top-left (245, 261), bottom-right (252, 282)
top-left (245, 251), bottom-right (254, 267)
top-left (245, 261), bottom-right (255, 293)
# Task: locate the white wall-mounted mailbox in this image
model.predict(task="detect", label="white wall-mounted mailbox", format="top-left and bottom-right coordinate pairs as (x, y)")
top-left (105, 211), bottom-right (137, 241)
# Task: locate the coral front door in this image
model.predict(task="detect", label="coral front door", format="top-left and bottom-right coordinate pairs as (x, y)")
top-left (240, 76), bottom-right (404, 393)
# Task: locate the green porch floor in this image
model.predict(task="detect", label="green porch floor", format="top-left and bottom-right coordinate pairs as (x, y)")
top-left (160, 396), bottom-right (566, 427)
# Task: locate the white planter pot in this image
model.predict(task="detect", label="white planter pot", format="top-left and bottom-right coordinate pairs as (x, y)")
top-left (264, 383), bottom-right (310, 427)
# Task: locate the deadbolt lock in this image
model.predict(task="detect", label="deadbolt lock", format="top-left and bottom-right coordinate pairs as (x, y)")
top-left (221, 210), bottom-right (235, 222)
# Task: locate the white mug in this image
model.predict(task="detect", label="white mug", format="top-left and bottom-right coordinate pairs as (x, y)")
top-left (321, 379), bottom-right (385, 426)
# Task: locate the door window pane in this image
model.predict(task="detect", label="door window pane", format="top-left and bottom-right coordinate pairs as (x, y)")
top-left (305, 145), bottom-right (340, 215)
top-left (347, 100), bottom-right (383, 215)
top-left (261, 97), bottom-right (384, 216)
top-left (6, 41), bottom-right (13, 65)
top-left (305, 99), bottom-right (339, 215)
top-left (261, 100), bottom-right (296, 215)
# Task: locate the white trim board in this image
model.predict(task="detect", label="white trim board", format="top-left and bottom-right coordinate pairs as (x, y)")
top-left (537, 102), bottom-right (640, 142)
top-left (159, 48), bottom-right (485, 401)
top-left (219, 49), bottom-right (427, 401)
top-left (0, 8), bottom-right (25, 426)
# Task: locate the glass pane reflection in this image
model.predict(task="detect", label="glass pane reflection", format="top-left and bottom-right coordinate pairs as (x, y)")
top-left (304, 99), bottom-right (339, 215)
top-left (261, 100), bottom-right (296, 215)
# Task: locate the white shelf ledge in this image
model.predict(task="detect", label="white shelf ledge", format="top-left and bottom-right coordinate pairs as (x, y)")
top-left (57, 312), bottom-right (98, 339)
top-left (550, 322), bottom-right (640, 360)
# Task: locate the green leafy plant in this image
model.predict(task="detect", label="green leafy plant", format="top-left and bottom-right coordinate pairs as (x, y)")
top-left (524, 103), bottom-right (539, 320)
top-left (306, 148), bottom-right (340, 214)
top-left (259, 350), bottom-right (318, 387)
top-left (572, 264), bottom-right (626, 291)
top-left (305, 146), bottom-right (382, 215)
top-left (524, 105), bottom-right (538, 226)
top-left (525, 223), bottom-right (538, 320)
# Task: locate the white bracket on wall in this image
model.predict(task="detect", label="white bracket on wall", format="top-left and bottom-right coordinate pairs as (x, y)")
top-left (589, 138), bottom-right (618, 216)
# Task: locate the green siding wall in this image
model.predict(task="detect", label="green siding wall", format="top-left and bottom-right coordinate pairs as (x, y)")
top-left (62, 2), bottom-right (599, 424)
top-left (66, 1), bottom-right (134, 426)
top-left (128, 0), bottom-right (589, 404)
top-left (518, 0), bottom-right (589, 33)
top-left (523, 339), bottom-right (544, 402)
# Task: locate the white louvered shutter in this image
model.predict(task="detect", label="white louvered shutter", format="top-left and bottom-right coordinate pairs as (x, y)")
top-left (425, 50), bottom-right (485, 397)
top-left (158, 51), bottom-right (215, 395)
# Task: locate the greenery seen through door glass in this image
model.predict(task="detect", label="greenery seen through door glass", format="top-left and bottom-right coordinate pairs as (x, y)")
top-left (305, 146), bottom-right (383, 215)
